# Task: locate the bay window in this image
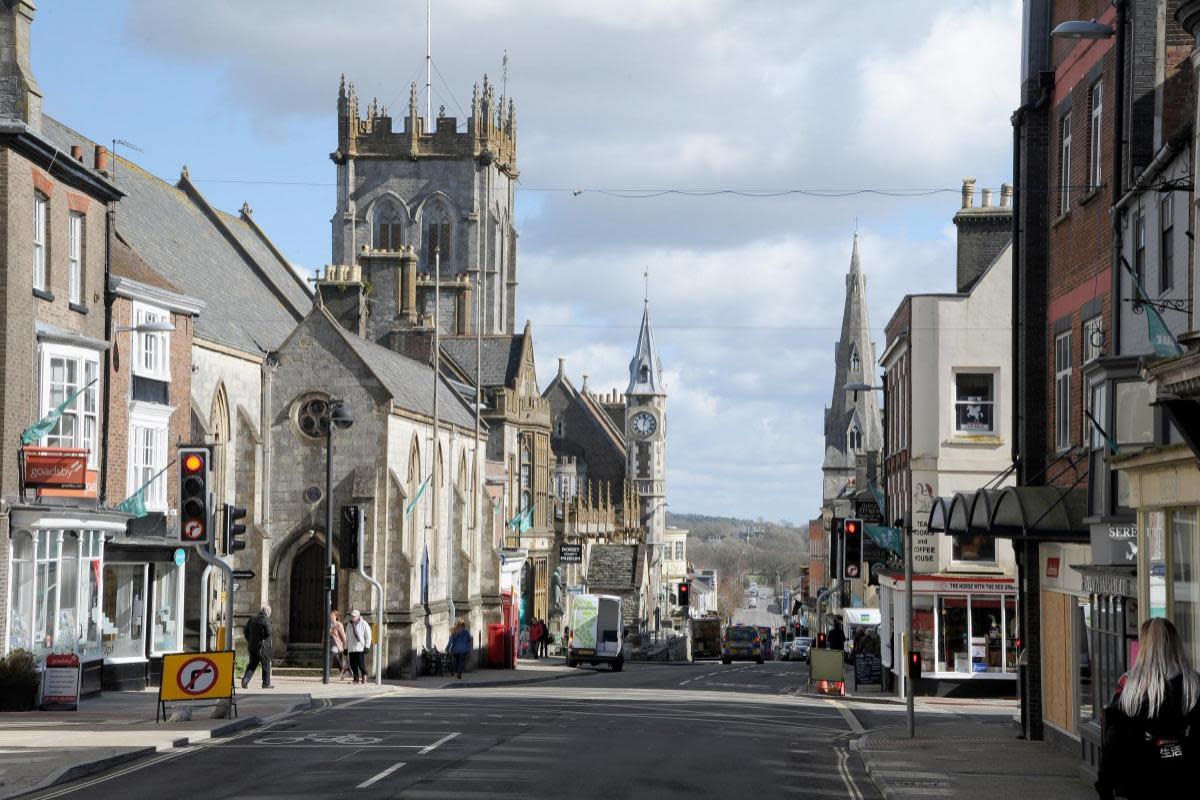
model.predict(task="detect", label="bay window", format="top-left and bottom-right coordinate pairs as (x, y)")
top-left (132, 302), bottom-right (170, 381)
top-left (40, 344), bottom-right (102, 469)
top-left (7, 530), bottom-right (105, 661)
top-left (128, 403), bottom-right (171, 511)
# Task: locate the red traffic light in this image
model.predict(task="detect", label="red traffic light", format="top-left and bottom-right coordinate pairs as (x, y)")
top-left (845, 519), bottom-right (861, 536)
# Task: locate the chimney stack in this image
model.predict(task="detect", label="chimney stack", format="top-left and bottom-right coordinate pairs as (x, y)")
top-left (93, 145), bottom-right (108, 173)
top-left (0, 0), bottom-right (42, 132)
top-left (70, 145), bottom-right (82, 162)
top-left (953, 175), bottom-right (1013, 293)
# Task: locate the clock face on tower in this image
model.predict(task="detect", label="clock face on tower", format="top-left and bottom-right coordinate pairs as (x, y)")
top-left (631, 411), bottom-right (657, 439)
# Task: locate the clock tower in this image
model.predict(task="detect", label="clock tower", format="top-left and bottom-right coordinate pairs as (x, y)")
top-left (626, 300), bottom-right (666, 546)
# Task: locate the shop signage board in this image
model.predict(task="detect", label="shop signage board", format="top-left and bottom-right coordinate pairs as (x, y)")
top-left (1045, 557), bottom-right (1060, 578)
top-left (559, 543), bottom-right (583, 563)
top-left (1090, 521), bottom-right (1138, 566)
top-left (158, 650), bottom-right (237, 722)
top-left (853, 653), bottom-right (882, 687)
top-left (21, 447), bottom-right (88, 490)
top-left (40, 653), bottom-right (81, 711)
top-left (911, 476), bottom-right (938, 572)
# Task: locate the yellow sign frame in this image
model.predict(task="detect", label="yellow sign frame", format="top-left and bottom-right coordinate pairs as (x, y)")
top-left (157, 650), bottom-right (237, 721)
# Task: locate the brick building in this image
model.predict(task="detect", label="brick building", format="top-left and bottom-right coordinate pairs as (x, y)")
top-left (0, 0), bottom-right (124, 694)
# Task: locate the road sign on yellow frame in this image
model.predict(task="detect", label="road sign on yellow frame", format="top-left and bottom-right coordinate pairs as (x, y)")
top-left (158, 650), bottom-right (237, 721)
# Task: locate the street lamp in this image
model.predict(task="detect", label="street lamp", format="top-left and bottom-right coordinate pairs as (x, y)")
top-left (322, 400), bottom-right (354, 684)
top-left (1050, 19), bottom-right (1115, 39)
top-left (112, 319), bottom-right (176, 367)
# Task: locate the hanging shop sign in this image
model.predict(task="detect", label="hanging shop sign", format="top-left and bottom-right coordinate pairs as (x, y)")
top-left (559, 543), bottom-right (583, 563)
top-left (21, 447), bottom-right (88, 490)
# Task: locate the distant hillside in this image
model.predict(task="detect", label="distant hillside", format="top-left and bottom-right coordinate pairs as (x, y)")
top-left (669, 512), bottom-right (808, 618)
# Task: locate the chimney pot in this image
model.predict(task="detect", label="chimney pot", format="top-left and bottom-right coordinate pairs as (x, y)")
top-left (981, 188), bottom-right (993, 208)
top-left (70, 145), bottom-right (83, 162)
top-left (94, 145), bottom-right (108, 172)
top-left (1000, 183), bottom-right (1013, 208)
top-left (961, 177), bottom-right (976, 209)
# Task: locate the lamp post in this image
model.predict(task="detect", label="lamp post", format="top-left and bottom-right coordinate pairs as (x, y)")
top-left (844, 379), bottom-right (913, 737)
top-left (323, 400), bottom-right (354, 684)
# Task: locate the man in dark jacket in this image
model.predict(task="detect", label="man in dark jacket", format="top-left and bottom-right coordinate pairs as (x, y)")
top-left (241, 604), bottom-right (274, 689)
top-left (827, 620), bottom-right (846, 652)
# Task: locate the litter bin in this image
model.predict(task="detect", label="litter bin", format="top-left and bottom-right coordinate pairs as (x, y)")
top-left (487, 623), bottom-right (508, 668)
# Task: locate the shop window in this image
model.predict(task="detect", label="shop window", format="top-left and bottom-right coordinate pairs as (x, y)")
top-left (971, 595), bottom-right (1005, 673)
top-left (102, 563), bottom-right (148, 660)
top-left (8, 530), bottom-right (103, 660)
top-left (41, 344), bottom-right (101, 469)
top-left (1146, 510), bottom-right (1167, 618)
top-left (954, 373), bottom-right (995, 433)
top-left (912, 595), bottom-right (935, 674)
top-left (939, 596), bottom-right (970, 672)
top-left (132, 302), bottom-right (170, 381)
top-left (152, 564), bottom-right (185, 655)
top-left (1170, 510), bottom-right (1199, 663)
top-left (1005, 596), bottom-right (1019, 672)
top-left (1076, 596), bottom-right (1093, 727)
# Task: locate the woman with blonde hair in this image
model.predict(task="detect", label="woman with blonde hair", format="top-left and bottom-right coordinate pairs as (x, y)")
top-left (1097, 617), bottom-right (1200, 799)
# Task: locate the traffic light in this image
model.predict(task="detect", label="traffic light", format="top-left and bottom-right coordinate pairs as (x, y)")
top-left (843, 518), bottom-right (863, 580)
top-left (908, 649), bottom-right (923, 680)
top-left (178, 447), bottom-right (211, 546)
top-left (677, 582), bottom-right (690, 607)
top-left (828, 517), bottom-right (843, 577)
top-left (817, 631), bottom-right (827, 649)
top-left (340, 505), bottom-right (361, 570)
top-left (223, 505), bottom-right (248, 554)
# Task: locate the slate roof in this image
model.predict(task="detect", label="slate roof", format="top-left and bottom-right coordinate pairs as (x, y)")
top-left (586, 544), bottom-right (640, 589)
top-left (440, 335), bottom-right (523, 388)
top-left (111, 232), bottom-right (181, 294)
top-left (320, 309), bottom-right (478, 429)
top-left (40, 116), bottom-right (311, 356)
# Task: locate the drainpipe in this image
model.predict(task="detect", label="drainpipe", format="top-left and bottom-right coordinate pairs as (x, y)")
top-left (1112, 0), bottom-right (1127, 353)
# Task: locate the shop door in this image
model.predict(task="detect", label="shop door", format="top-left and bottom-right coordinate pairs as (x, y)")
top-left (289, 542), bottom-right (324, 643)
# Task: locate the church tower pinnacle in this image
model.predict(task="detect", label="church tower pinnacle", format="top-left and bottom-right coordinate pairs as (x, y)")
top-left (822, 234), bottom-right (883, 504)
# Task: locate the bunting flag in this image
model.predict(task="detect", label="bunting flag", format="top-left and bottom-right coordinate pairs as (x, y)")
top-left (405, 474), bottom-right (431, 516)
top-left (21, 379), bottom-right (98, 445)
top-left (1123, 255), bottom-right (1185, 359)
top-left (1084, 407), bottom-right (1121, 456)
top-left (117, 463), bottom-right (172, 519)
top-left (507, 502), bottom-right (535, 533)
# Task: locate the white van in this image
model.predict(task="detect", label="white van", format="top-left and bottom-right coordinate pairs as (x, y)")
top-left (566, 594), bottom-right (625, 671)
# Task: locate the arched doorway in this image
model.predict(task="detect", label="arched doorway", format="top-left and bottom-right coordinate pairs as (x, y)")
top-left (289, 540), bottom-right (325, 643)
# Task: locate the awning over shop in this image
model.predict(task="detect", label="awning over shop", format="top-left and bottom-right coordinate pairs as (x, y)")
top-left (9, 507), bottom-right (130, 532)
top-left (927, 486), bottom-right (1088, 542)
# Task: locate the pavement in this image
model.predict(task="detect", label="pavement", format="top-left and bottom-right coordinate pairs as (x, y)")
top-left (850, 699), bottom-right (1096, 800)
top-left (0, 660), bottom-right (577, 800)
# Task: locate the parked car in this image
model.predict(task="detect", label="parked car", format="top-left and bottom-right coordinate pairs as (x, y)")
top-left (779, 641), bottom-right (792, 661)
top-left (721, 624), bottom-right (764, 664)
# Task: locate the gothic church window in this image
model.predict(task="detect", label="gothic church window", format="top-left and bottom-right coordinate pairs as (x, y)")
top-left (849, 346), bottom-right (860, 376)
top-left (847, 422), bottom-right (862, 453)
top-left (424, 204), bottom-right (452, 272)
top-left (373, 200), bottom-right (405, 251)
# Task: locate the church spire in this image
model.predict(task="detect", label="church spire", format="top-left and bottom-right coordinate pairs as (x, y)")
top-left (626, 301), bottom-right (664, 396)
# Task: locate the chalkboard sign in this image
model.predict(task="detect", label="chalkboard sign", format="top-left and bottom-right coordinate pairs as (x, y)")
top-left (854, 653), bottom-right (882, 687)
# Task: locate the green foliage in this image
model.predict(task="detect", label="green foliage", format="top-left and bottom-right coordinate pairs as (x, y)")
top-left (0, 649), bottom-right (38, 688)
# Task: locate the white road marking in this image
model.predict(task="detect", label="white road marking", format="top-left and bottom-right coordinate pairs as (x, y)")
top-left (356, 761), bottom-right (407, 788)
top-left (830, 700), bottom-right (865, 734)
top-left (419, 732), bottom-right (461, 754)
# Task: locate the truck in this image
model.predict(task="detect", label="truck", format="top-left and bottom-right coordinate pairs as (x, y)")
top-left (566, 594), bottom-right (624, 671)
top-left (691, 616), bottom-right (722, 659)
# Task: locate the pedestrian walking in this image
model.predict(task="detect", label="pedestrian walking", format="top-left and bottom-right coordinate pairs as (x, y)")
top-left (530, 618), bottom-right (544, 660)
top-left (447, 620), bottom-right (472, 679)
top-left (345, 609), bottom-right (373, 684)
top-left (1097, 617), bottom-right (1200, 800)
top-left (329, 610), bottom-right (348, 680)
top-left (241, 604), bottom-right (274, 689)
top-left (827, 619), bottom-right (846, 652)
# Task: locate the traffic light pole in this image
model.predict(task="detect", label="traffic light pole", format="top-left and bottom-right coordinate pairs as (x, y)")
top-left (904, 512), bottom-right (915, 738)
top-left (356, 507), bottom-right (383, 686)
top-left (195, 522), bottom-right (234, 654)
top-left (323, 419), bottom-right (334, 685)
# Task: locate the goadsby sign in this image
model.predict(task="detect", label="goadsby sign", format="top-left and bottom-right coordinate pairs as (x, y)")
top-left (22, 447), bottom-right (88, 490)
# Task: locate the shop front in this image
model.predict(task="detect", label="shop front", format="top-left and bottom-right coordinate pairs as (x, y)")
top-left (6, 510), bottom-right (128, 696)
top-left (878, 572), bottom-right (1018, 697)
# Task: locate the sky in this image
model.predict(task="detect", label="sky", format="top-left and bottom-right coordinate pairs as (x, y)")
top-left (34, 0), bottom-right (1021, 523)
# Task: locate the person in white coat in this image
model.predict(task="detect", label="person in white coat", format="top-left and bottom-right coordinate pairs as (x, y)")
top-left (345, 609), bottom-right (372, 684)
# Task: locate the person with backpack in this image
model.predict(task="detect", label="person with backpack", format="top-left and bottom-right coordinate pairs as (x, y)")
top-left (1097, 617), bottom-right (1200, 800)
top-left (241, 604), bottom-right (274, 689)
top-left (447, 620), bottom-right (472, 679)
top-left (345, 609), bottom-right (372, 684)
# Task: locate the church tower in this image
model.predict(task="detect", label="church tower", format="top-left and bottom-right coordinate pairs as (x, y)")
top-left (330, 74), bottom-right (518, 336)
top-left (822, 234), bottom-right (884, 504)
top-left (625, 301), bottom-right (667, 547)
